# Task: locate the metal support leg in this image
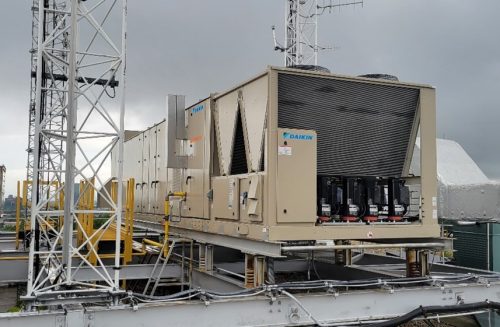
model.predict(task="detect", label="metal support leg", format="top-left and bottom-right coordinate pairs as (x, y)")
top-left (406, 248), bottom-right (421, 277)
top-left (419, 250), bottom-right (429, 276)
top-left (345, 247), bottom-right (352, 266)
top-left (199, 244), bottom-right (205, 271)
top-left (334, 240), bottom-right (344, 265)
top-left (199, 244), bottom-right (213, 272)
top-left (335, 240), bottom-right (352, 265)
top-left (189, 240), bottom-right (194, 288)
top-left (245, 254), bottom-right (266, 288)
top-left (206, 245), bottom-right (214, 272)
top-left (181, 241), bottom-right (185, 291)
top-left (254, 256), bottom-right (266, 287)
top-left (245, 254), bottom-right (255, 288)
top-left (266, 257), bottom-right (275, 284)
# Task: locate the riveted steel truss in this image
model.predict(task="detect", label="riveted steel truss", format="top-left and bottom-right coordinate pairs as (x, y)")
top-left (25, 0), bottom-right (127, 307)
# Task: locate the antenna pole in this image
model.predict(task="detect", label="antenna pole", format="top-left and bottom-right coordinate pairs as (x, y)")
top-left (276, 0), bottom-right (363, 67)
top-left (25, 0), bottom-right (127, 309)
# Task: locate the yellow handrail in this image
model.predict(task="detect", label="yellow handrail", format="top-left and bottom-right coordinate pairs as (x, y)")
top-left (15, 181), bottom-right (21, 250)
top-left (163, 192), bottom-right (186, 256)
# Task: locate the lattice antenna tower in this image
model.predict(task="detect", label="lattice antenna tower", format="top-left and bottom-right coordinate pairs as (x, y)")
top-left (25, 0), bottom-right (127, 308)
top-left (25, 0), bottom-right (68, 248)
top-left (273, 0), bottom-right (363, 67)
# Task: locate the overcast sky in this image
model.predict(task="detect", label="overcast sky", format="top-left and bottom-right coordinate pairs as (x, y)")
top-left (1, 0), bottom-right (500, 195)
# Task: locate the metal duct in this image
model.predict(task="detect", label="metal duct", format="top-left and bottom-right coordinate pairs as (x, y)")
top-left (166, 95), bottom-right (187, 169)
top-left (277, 73), bottom-right (420, 177)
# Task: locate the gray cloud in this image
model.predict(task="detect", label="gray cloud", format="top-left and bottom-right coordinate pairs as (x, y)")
top-left (1, 0), bottom-right (500, 195)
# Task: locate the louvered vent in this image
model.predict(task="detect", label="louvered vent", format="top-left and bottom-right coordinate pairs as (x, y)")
top-left (452, 224), bottom-right (488, 270)
top-left (278, 73), bottom-right (420, 177)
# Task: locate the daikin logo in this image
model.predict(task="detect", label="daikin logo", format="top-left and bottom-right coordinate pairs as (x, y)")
top-left (192, 104), bottom-right (204, 114)
top-left (283, 132), bottom-right (314, 141)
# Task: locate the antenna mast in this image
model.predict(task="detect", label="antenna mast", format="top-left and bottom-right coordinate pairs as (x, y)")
top-left (25, 0), bottom-right (127, 308)
top-left (273, 0), bottom-right (363, 67)
top-left (25, 0), bottom-right (68, 248)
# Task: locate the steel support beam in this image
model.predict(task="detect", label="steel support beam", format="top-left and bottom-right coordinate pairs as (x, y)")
top-left (73, 264), bottom-right (181, 282)
top-left (281, 240), bottom-right (452, 252)
top-left (134, 221), bottom-right (284, 258)
top-left (216, 259), bottom-right (309, 275)
top-left (0, 262), bottom-right (180, 283)
top-left (175, 227), bottom-right (283, 258)
top-left (191, 269), bottom-right (244, 292)
top-left (136, 221), bottom-right (451, 258)
top-left (2, 282), bottom-right (500, 326)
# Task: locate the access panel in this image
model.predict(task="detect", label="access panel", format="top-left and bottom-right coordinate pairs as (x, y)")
top-left (182, 101), bottom-right (208, 218)
top-left (212, 176), bottom-right (240, 220)
top-left (141, 130), bottom-right (150, 213)
top-left (276, 128), bottom-right (317, 223)
top-left (155, 122), bottom-right (167, 215)
top-left (148, 126), bottom-right (158, 213)
top-left (133, 134), bottom-right (143, 213)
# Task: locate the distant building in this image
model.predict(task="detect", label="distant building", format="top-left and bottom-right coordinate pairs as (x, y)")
top-left (3, 195), bottom-right (17, 212)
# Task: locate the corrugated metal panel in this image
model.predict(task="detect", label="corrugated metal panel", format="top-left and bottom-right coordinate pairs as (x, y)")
top-left (452, 224), bottom-right (488, 270)
top-left (492, 224), bottom-right (500, 272)
top-left (277, 73), bottom-right (420, 177)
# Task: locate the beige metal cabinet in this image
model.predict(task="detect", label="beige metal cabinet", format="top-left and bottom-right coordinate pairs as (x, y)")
top-left (155, 122), bottom-right (167, 215)
top-left (276, 129), bottom-right (317, 223)
top-left (147, 126), bottom-right (157, 213)
top-left (133, 134), bottom-right (143, 213)
top-left (182, 102), bottom-right (208, 218)
top-left (128, 67), bottom-right (440, 242)
top-left (141, 131), bottom-right (150, 213)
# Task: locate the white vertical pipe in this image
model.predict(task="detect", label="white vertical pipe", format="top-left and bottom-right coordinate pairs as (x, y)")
top-left (284, 0), bottom-right (289, 66)
top-left (314, 0), bottom-right (318, 66)
top-left (27, 0), bottom-right (46, 297)
top-left (62, 0), bottom-right (79, 283)
top-left (114, 0), bottom-right (127, 289)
